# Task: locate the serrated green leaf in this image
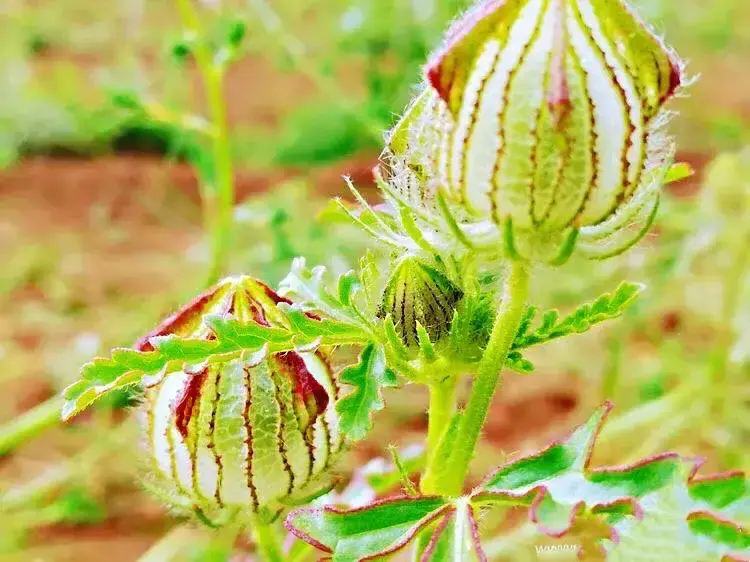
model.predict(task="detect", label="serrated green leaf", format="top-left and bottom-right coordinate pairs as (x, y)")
top-left (281, 305), bottom-right (370, 345)
top-left (336, 344), bottom-right (399, 442)
top-left (285, 496), bottom-right (451, 562)
top-left (62, 269), bottom-right (378, 420)
top-left (506, 351), bottom-right (535, 374)
top-left (472, 404), bottom-right (685, 536)
top-left (690, 473), bottom-right (750, 524)
top-left (603, 484), bottom-right (750, 562)
top-left (280, 258), bottom-right (374, 332)
top-left (338, 271), bottom-right (361, 307)
top-left (512, 282), bottom-right (645, 351)
top-left (61, 327), bottom-right (290, 420)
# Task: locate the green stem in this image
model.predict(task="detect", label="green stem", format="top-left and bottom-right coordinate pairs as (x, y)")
top-left (426, 376), bottom-right (458, 465)
top-left (175, 0), bottom-right (235, 286)
top-left (411, 376), bottom-right (458, 559)
top-left (428, 260), bottom-right (530, 496)
top-left (712, 230), bottom-right (750, 420)
top-left (0, 396), bottom-right (63, 456)
top-left (252, 517), bottom-right (285, 562)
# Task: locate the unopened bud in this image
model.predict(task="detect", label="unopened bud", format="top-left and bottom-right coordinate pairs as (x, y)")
top-left (388, 0), bottom-right (685, 263)
top-left (138, 277), bottom-right (343, 522)
top-left (379, 257), bottom-right (463, 351)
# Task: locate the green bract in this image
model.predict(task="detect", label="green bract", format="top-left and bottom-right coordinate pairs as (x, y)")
top-left (136, 277), bottom-right (344, 522)
top-left (386, 0), bottom-right (684, 263)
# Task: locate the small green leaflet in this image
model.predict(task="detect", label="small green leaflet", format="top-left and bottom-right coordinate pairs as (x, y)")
top-left (336, 344), bottom-right (399, 442)
top-left (512, 282), bottom-right (644, 352)
top-left (61, 313), bottom-right (367, 421)
top-left (663, 162), bottom-right (695, 185)
top-left (279, 258), bottom-right (374, 333)
top-left (285, 495), bottom-right (486, 562)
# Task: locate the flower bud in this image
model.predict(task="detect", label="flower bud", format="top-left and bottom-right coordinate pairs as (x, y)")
top-left (379, 257), bottom-right (463, 351)
top-left (388, 0), bottom-right (684, 263)
top-left (137, 277), bottom-right (343, 522)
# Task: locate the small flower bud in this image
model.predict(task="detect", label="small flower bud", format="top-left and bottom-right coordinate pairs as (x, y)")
top-left (379, 257), bottom-right (463, 351)
top-left (138, 277), bottom-right (343, 522)
top-left (388, 0), bottom-right (685, 263)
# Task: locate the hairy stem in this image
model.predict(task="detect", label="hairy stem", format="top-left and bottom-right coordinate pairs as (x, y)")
top-left (175, 0), bottom-right (235, 286)
top-left (252, 517), bottom-right (285, 562)
top-left (428, 260), bottom-right (530, 496)
top-left (0, 396), bottom-right (63, 456)
top-left (426, 376), bottom-right (458, 466)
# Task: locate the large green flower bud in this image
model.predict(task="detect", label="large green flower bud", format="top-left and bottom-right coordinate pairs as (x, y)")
top-left (388, 0), bottom-right (684, 263)
top-left (137, 277), bottom-right (343, 522)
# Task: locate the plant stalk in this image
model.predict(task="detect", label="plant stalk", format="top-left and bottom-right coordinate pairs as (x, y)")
top-left (0, 395), bottom-right (63, 456)
top-left (252, 517), bottom-right (285, 562)
top-left (175, 0), bottom-right (235, 286)
top-left (426, 376), bottom-right (458, 466)
top-left (426, 260), bottom-right (530, 496)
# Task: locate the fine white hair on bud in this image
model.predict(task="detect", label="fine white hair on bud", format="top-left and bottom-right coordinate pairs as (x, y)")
top-left (136, 277), bottom-right (344, 523)
top-left (385, 0), bottom-right (685, 264)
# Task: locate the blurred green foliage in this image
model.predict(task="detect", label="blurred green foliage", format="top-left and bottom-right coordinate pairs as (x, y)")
top-left (3, 0), bottom-right (745, 168)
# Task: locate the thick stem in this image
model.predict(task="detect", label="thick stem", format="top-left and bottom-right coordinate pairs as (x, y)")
top-left (0, 396), bottom-right (63, 456)
top-left (252, 517), bottom-right (285, 562)
top-left (175, 0), bottom-right (235, 286)
top-left (426, 376), bottom-right (458, 465)
top-left (429, 261), bottom-right (530, 496)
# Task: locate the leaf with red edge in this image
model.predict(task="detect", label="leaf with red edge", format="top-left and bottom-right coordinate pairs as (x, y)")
top-left (285, 495), bottom-right (451, 562)
top-left (470, 404), bottom-right (749, 560)
top-left (420, 499), bottom-right (487, 562)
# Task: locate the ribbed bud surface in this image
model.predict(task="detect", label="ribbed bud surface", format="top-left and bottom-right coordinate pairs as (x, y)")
top-left (137, 277), bottom-right (343, 521)
top-left (389, 0), bottom-right (684, 262)
top-left (379, 257), bottom-right (463, 350)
